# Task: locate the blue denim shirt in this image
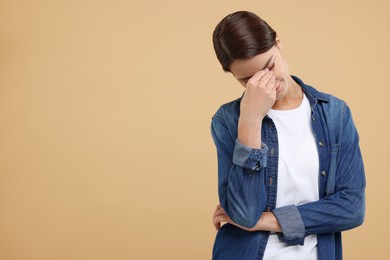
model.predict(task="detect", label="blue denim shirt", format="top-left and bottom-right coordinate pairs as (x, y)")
top-left (210, 75), bottom-right (366, 260)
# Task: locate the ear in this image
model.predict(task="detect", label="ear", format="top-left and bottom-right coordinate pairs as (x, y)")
top-left (275, 35), bottom-right (283, 52)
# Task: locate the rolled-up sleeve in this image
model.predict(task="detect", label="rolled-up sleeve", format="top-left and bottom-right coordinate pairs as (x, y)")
top-left (272, 205), bottom-right (305, 245)
top-left (211, 109), bottom-right (268, 228)
top-left (232, 139), bottom-right (268, 171)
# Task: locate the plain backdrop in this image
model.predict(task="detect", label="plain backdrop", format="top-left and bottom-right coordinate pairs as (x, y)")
top-left (1, 0), bottom-right (389, 259)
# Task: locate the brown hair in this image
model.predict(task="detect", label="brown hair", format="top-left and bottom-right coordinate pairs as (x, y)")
top-left (212, 11), bottom-right (277, 72)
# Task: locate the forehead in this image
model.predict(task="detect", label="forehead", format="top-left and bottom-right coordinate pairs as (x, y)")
top-left (230, 46), bottom-right (276, 79)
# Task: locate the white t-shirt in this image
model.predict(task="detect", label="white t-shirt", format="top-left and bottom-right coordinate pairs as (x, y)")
top-left (263, 93), bottom-right (319, 260)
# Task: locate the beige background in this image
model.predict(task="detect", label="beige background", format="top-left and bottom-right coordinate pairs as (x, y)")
top-left (0, 0), bottom-right (388, 259)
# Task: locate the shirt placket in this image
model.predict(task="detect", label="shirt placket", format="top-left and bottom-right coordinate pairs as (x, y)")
top-left (263, 116), bottom-right (279, 212)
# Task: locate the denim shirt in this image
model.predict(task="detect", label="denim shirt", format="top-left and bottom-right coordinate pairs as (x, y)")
top-left (210, 75), bottom-right (366, 260)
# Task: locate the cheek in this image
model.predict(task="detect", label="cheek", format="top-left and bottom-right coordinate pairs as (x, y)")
top-left (274, 61), bottom-right (287, 79)
top-left (281, 59), bottom-right (289, 75)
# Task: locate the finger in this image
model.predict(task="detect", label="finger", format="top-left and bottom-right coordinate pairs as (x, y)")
top-left (256, 71), bottom-right (274, 87)
top-left (266, 75), bottom-right (276, 90)
top-left (216, 206), bottom-right (227, 216)
top-left (213, 207), bottom-right (226, 220)
top-left (213, 218), bottom-right (221, 230)
top-left (213, 205), bottom-right (224, 218)
top-left (213, 215), bottom-right (221, 230)
top-left (247, 68), bottom-right (269, 85)
top-left (214, 209), bottom-right (233, 225)
top-left (268, 77), bottom-right (277, 101)
top-left (213, 215), bottom-right (228, 230)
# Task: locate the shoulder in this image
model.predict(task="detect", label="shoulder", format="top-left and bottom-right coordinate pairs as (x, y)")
top-left (295, 75), bottom-right (348, 114)
top-left (211, 96), bottom-right (242, 140)
top-left (318, 89), bottom-right (348, 115)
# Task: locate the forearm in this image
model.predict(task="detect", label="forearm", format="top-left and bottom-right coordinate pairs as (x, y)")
top-left (269, 189), bottom-right (365, 246)
top-left (251, 212), bottom-right (281, 232)
top-left (211, 116), bottom-right (269, 228)
top-left (240, 189), bottom-right (363, 235)
top-left (238, 116), bottom-right (262, 149)
top-left (221, 163), bottom-right (267, 228)
top-left (297, 190), bottom-right (365, 234)
top-left (221, 211), bottom-right (281, 233)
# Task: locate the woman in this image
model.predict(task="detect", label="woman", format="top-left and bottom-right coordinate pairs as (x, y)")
top-left (210, 11), bottom-right (365, 260)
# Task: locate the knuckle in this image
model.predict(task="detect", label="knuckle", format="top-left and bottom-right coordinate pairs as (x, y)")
top-left (246, 80), bottom-right (256, 87)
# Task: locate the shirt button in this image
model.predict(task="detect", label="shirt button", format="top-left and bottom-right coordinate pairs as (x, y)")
top-left (321, 170), bottom-right (326, 176)
top-left (319, 141), bottom-right (324, 147)
top-left (269, 177), bottom-right (273, 185)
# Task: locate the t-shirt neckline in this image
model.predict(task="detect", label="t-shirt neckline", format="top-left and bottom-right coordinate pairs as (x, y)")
top-left (267, 93), bottom-right (308, 116)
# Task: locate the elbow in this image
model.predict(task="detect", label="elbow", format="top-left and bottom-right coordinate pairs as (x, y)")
top-left (348, 211), bottom-right (364, 230)
top-left (233, 216), bottom-right (258, 229)
top-left (353, 194), bottom-right (366, 227)
top-left (346, 201), bottom-right (365, 230)
top-left (352, 203), bottom-right (365, 228)
top-left (356, 212), bottom-right (365, 227)
top-left (339, 190), bottom-right (366, 230)
top-left (228, 206), bottom-right (262, 229)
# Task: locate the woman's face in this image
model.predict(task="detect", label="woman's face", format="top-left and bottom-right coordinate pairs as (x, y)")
top-left (229, 39), bottom-right (291, 101)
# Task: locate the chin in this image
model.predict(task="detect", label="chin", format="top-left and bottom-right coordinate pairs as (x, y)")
top-left (275, 94), bottom-right (285, 101)
top-left (275, 83), bottom-right (287, 100)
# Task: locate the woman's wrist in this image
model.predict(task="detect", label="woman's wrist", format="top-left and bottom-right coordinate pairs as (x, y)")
top-left (237, 117), bottom-right (262, 149)
top-left (254, 212), bottom-right (282, 232)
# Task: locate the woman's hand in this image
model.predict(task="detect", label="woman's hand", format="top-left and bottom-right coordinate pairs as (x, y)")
top-left (237, 68), bottom-right (276, 149)
top-left (212, 204), bottom-right (282, 233)
top-left (240, 68), bottom-right (276, 122)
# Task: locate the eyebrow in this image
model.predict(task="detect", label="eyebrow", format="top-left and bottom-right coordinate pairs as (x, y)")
top-left (237, 55), bottom-right (274, 81)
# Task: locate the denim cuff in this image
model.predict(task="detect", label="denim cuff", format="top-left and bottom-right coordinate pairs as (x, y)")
top-left (272, 205), bottom-right (305, 246)
top-left (232, 138), bottom-right (268, 171)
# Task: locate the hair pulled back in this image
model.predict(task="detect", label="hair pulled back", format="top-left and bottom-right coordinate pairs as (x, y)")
top-left (212, 11), bottom-right (277, 72)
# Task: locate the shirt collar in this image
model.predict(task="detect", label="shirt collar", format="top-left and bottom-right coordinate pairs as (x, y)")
top-left (291, 75), bottom-right (329, 103)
